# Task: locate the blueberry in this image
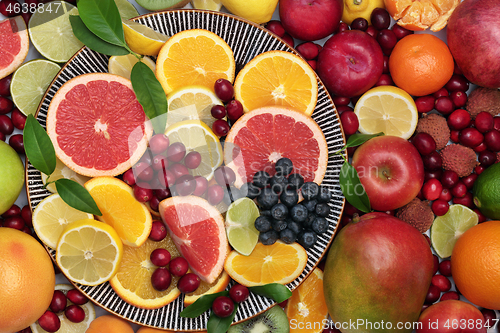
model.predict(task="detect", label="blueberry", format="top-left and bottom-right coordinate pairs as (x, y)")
top-left (240, 182), bottom-right (260, 199)
top-left (303, 213), bottom-right (316, 229)
top-left (260, 210), bottom-right (272, 217)
top-left (272, 219), bottom-right (288, 232)
top-left (254, 216), bottom-right (272, 233)
top-left (287, 173), bottom-right (304, 190)
top-left (315, 203), bottom-right (330, 217)
top-left (253, 171), bottom-right (271, 188)
top-left (275, 158), bottom-right (293, 176)
top-left (271, 203), bottom-right (288, 221)
top-left (297, 230), bottom-right (317, 249)
top-left (311, 216), bottom-right (329, 234)
top-left (317, 185), bottom-right (332, 203)
top-left (280, 188), bottom-right (298, 208)
top-left (302, 199), bottom-right (318, 212)
top-left (290, 204), bottom-right (308, 223)
top-left (270, 174), bottom-right (288, 194)
top-left (257, 187), bottom-right (279, 209)
top-left (301, 182), bottom-right (319, 200)
top-left (259, 230), bottom-right (279, 245)
top-left (280, 228), bottom-right (297, 244)
top-left (287, 220), bottom-right (303, 235)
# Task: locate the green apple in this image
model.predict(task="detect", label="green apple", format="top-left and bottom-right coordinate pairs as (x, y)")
top-left (0, 141), bottom-right (25, 215)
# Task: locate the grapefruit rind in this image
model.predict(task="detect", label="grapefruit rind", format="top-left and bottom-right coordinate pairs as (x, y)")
top-left (0, 16), bottom-right (30, 80)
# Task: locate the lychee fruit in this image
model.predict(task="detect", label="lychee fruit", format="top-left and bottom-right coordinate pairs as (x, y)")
top-left (395, 198), bottom-right (434, 233)
top-left (440, 144), bottom-right (478, 177)
top-left (415, 113), bottom-right (451, 150)
top-left (466, 87), bottom-right (500, 119)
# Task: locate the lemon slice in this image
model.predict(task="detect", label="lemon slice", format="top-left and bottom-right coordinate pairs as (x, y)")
top-left (430, 204), bottom-right (479, 259)
top-left (225, 197), bottom-right (260, 256)
top-left (30, 284), bottom-right (96, 333)
top-left (166, 85), bottom-right (224, 130)
top-left (354, 85), bottom-right (418, 140)
top-left (191, 0), bottom-right (222, 11)
top-left (115, 0), bottom-right (139, 20)
top-left (10, 59), bottom-right (61, 116)
top-left (32, 193), bottom-right (94, 249)
top-left (56, 219), bottom-right (123, 286)
top-left (28, 1), bottom-right (84, 63)
top-left (165, 119), bottom-right (223, 180)
top-left (41, 157), bottom-right (91, 194)
top-left (108, 54), bottom-right (156, 80)
top-left (122, 19), bottom-right (169, 56)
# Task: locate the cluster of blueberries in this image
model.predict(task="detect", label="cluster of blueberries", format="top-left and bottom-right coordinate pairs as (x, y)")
top-left (240, 158), bottom-right (332, 249)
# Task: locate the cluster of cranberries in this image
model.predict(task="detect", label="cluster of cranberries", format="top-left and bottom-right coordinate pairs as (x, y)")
top-left (210, 78), bottom-right (244, 137)
top-left (0, 203), bottom-right (33, 235)
top-left (211, 284), bottom-right (249, 319)
top-left (0, 74), bottom-right (26, 153)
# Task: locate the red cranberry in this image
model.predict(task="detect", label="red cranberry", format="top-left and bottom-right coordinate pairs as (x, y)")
top-left (207, 185), bottom-right (224, 205)
top-left (38, 310), bottom-right (61, 333)
top-left (475, 165), bottom-right (485, 175)
top-left (475, 209), bottom-right (487, 223)
top-left (0, 114), bottom-right (14, 135)
top-left (214, 166), bottom-right (236, 187)
top-left (149, 220), bottom-right (167, 241)
top-left (336, 105), bottom-right (354, 114)
top-left (459, 127), bottom-right (484, 148)
top-left (177, 273), bottom-right (201, 293)
top-left (450, 91), bottom-right (467, 108)
top-left (226, 100), bottom-right (244, 121)
top-left (152, 154), bottom-right (169, 172)
top-left (133, 183), bottom-right (153, 202)
top-left (422, 151), bottom-right (442, 171)
top-left (450, 129), bottom-right (460, 142)
top-left (377, 29), bottom-right (397, 50)
top-left (439, 260), bottom-right (452, 277)
top-left (332, 96), bottom-right (350, 106)
top-left (212, 119), bottom-right (230, 137)
top-left (431, 274), bottom-right (451, 292)
top-left (0, 131), bottom-right (5, 142)
top-left (434, 96), bottom-right (454, 115)
top-left (461, 173), bottom-right (477, 190)
top-left (494, 116), bottom-right (500, 131)
top-left (336, 22), bottom-right (349, 33)
top-left (66, 289), bottom-right (88, 305)
top-left (154, 188), bottom-right (171, 200)
top-left (214, 79), bottom-right (234, 103)
top-left (425, 284), bottom-right (441, 304)
top-left (439, 188), bottom-right (452, 202)
top-left (453, 192), bottom-right (473, 208)
top-left (17, 328), bottom-right (32, 333)
top-left (474, 141), bottom-right (487, 153)
top-left (371, 7), bottom-right (391, 30)
top-left (9, 134), bottom-right (24, 154)
top-left (382, 55), bottom-right (389, 74)
top-left (11, 108), bottom-right (26, 130)
top-left (2, 204), bottom-right (20, 217)
top-left (158, 169), bottom-right (176, 188)
top-left (151, 267), bottom-right (172, 291)
top-left (433, 88), bottom-right (449, 99)
top-left (281, 33), bottom-right (294, 48)
top-left (229, 284), bottom-right (250, 303)
top-left (484, 130), bottom-right (500, 152)
top-left (122, 169), bottom-right (136, 186)
top-left (481, 309), bottom-right (497, 328)
top-left (422, 179), bottom-right (442, 201)
top-left (212, 296), bottom-right (235, 318)
top-left (365, 25), bottom-right (378, 39)
top-left (169, 256), bottom-right (189, 277)
top-left (211, 105), bottom-right (227, 119)
top-left (450, 181), bottom-right (467, 198)
top-left (166, 142), bottom-right (186, 162)
top-left (49, 290), bottom-right (67, 313)
top-left (440, 291), bottom-right (460, 301)
top-left (445, 74), bottom-right (469, 92)
top-left (170, 163), bottom-right (189, 179)
top-left (423, 234), bottom-right (431, 247)
top-left (296, 42), bottom-right (320, 60)
top-left (0, 96), bottom-right (13, 115)
top-left (441, 170), bottom-right (459, 189)
top-left (375, 73), bottom-right (393, 86)
top-left (415, 95), bottom-right (435, 113)
top-left (447, 109), bottom-right (470, 130)
top-left (475, 112), bottom-right (494, 133)
top-left (0, 75), bottom-right (12, 96)
top-left (431, 199), bottom-right (449, 216)
top-left (134, 162), bottom-right (154, 182)
top-left (149, 134), bottom-right (170, 155)
top-left (391, 23), bottom-right (413, 39)
top-left (150, 248), bottom-right (171, 267)
top-left (148, 196), bottom-right (160, 212)
top-left (175, 174), bottom-right (196, 196)
top-left (425, 170), bottom-right (442, 182)
top-left (193, 175), bottom-right (208, 197)
top-left (184, 151), bottom-right (202, 169)
top-left (307, 60), bottom-right (317, 71)
top-left (339, 110), bottom-right (359, 136)
top-left (479, 150), bottom-right (497, 167)
top-left (265, 20), bottom-right (285, 37)
top-left (3, 216), bottom-right (25, 230)
top-left (21, 205), bottom-right (32, 226)
top-left (64, 304), bottom-right (85, 323)
top-left (351, 17), bottom-right (368, 31)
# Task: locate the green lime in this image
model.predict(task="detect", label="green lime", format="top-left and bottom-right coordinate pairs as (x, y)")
top-left (225, 197), bottom-right (260, 256)
top-left (115, 0), bottom-right (139, 20)
top-left (430, 204), bottom-right (479, 259)
top-left (473, 162), bottom-right (500, 219)
top-left (10, 59), bottom-right (61, 116)
top-left (28, 1), bottom-right (84, 63)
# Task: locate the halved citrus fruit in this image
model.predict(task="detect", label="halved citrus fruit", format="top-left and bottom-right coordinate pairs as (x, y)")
top-left (234, 50), bottom-right (318, 116)
top-left (183, 271), bottom-right (231, 306)
top-left (224, 240), bottom-right (308, 287)
top-left (155, 29), bottom-right (235, 95)
top-left (110, 234), bottom-right (182, 309)
top-left (46, 73), bottom-right (153, 177)
top-left (84, 176), bottom-right (152, 247)
top-left (0, 16), bottom-right (29, 80)
top-left (224, 106), bottom-right (328, 188)
top-left (385, 0), bottom-right (459, 31)
top-left (158, 195), bottom-right (228, 284)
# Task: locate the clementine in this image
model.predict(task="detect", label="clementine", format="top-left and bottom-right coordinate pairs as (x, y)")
top-left (389, 33), bottom-right (454, 97)
top-left (0, 228), bottom-right (55, 333)
top-left (85, 315), bottom-right (134, 333)
top-left (451, 220), bottom-right (500, 310)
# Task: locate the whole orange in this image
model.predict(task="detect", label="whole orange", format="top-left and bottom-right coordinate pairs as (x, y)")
top-left (389, 34), bottom-right (454, 96)
top-left (86, 315), bottom-right (134, 333)
top-left (451, 220), bottom-right (500, 310)
top-left (0, 228), bottom-right (55, 333)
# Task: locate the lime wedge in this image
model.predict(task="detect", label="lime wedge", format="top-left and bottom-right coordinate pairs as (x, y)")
top-left (430, 204), bottom-right (479, 258)
top-left (28, 1), bottom-right (84, 63)
top-left (115, 0), bottom-right (139, 20)
top-left (191, 0), bottom-right (222, 11)
top-left (108, 54), bottom-right (156, 80)
top-left (225, 197), bottom-right (260, 256)
top-left (10, 59), bottom-right (61, 116)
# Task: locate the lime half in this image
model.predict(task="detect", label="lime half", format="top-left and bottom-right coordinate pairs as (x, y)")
top-left (225, 197), bottom-right (260, 256)
top-left (10, 59), bottom-right (61, 116)
top-left (430, 204), bottom-right (479, 259)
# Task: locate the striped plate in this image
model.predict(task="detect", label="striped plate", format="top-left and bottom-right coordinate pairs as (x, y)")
top-left (26, 9), bottom-right (346, 331)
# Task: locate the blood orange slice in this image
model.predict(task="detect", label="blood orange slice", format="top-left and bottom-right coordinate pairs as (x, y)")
top-left (158, 195), bottom-right (228, 284)
top-left (224, 106), bottom-right (328, 188)
top-left (46, 73), bottom-right (153, 177)
top-left (0, 16), bottom-right (29, 80)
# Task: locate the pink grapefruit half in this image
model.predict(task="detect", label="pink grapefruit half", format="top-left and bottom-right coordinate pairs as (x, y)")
top-left (224, 106), bottom-right (329, 188)
top-left (158, 195), bottom-right (227, 284)
top-left (0, 16), bottom-right (29, 80)
top-left (46, 73), bottom-right (153, 177)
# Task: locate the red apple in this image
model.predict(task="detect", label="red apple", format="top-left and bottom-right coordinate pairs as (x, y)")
top-left (317, 30), bottom-right (384, 98)
top-left (279, 0), bottom-right (343, 41)
top-left (351, 135), bottom-right (424, 211)
top-left (416, 300), bottom-right (486, 333)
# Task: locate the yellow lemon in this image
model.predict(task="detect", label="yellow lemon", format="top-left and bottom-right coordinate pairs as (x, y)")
top-left (342, 0), bottom-right (385, 25)
top-left (220, 0), bottom-right (279, 24)
top-left (122, 19), bottom-right (169, 56)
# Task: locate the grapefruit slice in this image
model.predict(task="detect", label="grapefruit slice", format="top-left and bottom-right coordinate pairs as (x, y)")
top-left (46, 73), bottom-right (153, 177)
top-left (158, 195), bottom-right (228, 284)
top-left (0, 16), bottom-right (29, 80)
top-left (224, 106), bottom-right (328, 188)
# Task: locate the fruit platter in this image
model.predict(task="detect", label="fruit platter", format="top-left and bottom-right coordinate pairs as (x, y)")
top-left (2, 0), bottom-right (500, 333)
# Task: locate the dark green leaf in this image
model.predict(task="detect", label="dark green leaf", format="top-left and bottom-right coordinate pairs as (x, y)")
top-left (180, 291), bottom-right (229, 318)
top-left (345, 132), bottom-right (384, 149)
top-left (77, 0), bottom-right (127, 48)
top-left (207, 303), bottom-right (238, 333)
top-left (339, 162), bottom-right (371, 213)
top-left (70, 15), bottom-right (130, 56)
top-left (55, 179), bottom-right (102, 216)
top-left (23, 115), bottom-right (56, 176)
top-left (131, 62), bottom-right (168, 134)
top-left (249, 284), bottom-right (292, 304)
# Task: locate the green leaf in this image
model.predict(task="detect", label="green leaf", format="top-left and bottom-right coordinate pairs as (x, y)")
top-left (23, 115), bottom-right (56, 176)
top-left (131, 62), bottom-right (168, 134)
top-left (77, 0), bottom-right (127, 48)
top-left (249, 284), bottom-right (292, 304)
top-left (180, 291), bottom-right (229, 318)
top-left (70, 15), bottom-right (130, 56)
top-left (207, 303), bottom-right (238, 333)
top-left (339, 162), bottom-right (371, 213)
top-left (345, 132), bottom-right (384, 149)
top-left (55, 179), bottom-right (102, 216)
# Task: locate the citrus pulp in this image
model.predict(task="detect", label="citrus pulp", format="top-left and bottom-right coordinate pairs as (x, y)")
top-left (0, 16), bottom-right (29, 80)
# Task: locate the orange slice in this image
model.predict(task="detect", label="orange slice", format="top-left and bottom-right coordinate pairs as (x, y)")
top-left (155, 29), bottom-right (235, 95)
top-left (158, 195), bottom-right (228, 284)
top-left (233, 50), bottom-right (318, 116)
top-left (84, 176), bottom-right (152, 247)
top-left (224, 241), bottom-right (308, 287)
top-left (183, 270), bottom-right (231, 306)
